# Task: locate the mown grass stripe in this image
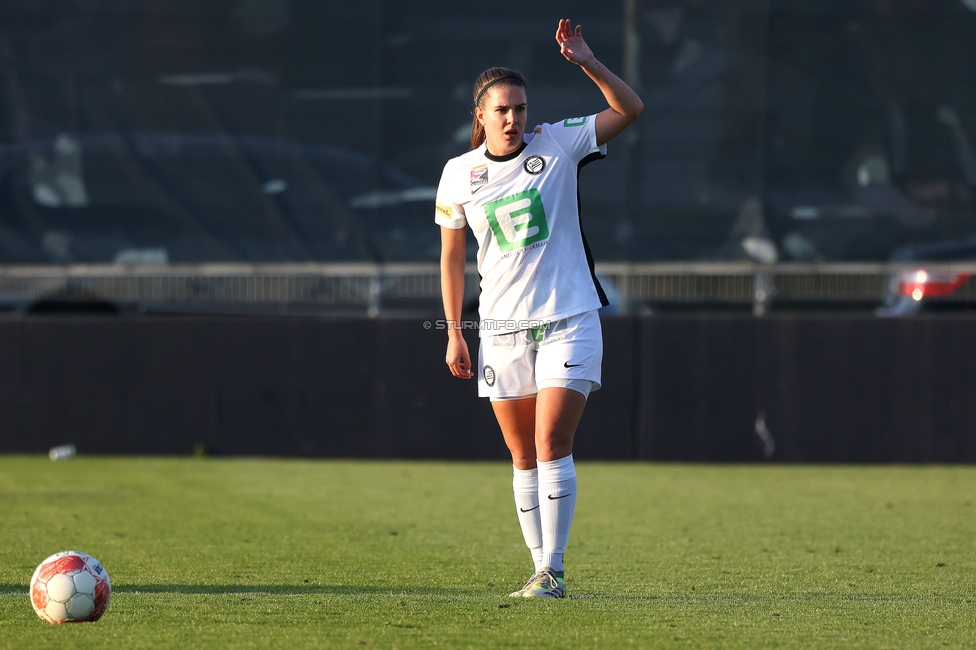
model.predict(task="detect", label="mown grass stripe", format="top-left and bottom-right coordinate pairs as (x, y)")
top-left (0, 458), bottom-right (973, 649)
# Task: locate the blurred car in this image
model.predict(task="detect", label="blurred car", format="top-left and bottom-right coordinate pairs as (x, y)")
top-left (877, 268), bottom-right (975, 316)
top-left (0, 133), bottom-right (439, 265)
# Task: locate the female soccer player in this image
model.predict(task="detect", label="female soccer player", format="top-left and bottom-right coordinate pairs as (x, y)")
top-left (435, 19), bottom-right (643, 598)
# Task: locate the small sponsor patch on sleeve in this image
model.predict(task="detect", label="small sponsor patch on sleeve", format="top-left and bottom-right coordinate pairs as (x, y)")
top-left (435, 202), bottom-right (452, 219)
top-left (562, 116), bottom-right (588, 127)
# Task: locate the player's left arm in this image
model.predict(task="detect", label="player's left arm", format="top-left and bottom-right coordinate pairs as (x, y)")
top-left (555, 18), bottom-right (643, 147)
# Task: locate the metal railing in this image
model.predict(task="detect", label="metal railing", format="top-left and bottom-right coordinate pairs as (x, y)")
top-left (3, 261), bottom-right (976, 315)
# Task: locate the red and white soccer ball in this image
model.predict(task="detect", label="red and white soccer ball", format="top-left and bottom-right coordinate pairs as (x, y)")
top-left (30, 551), bottom-right (111, 624)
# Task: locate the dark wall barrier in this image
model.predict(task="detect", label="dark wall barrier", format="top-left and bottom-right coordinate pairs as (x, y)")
top-left (0, 317), bottom-right (504, 459)
top-left (639, 315), bottom-right (976, 463)
top-left (1, 315), bottom-right (974, 462)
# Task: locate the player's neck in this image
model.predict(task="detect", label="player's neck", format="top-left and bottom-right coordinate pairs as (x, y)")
top-left (484, 140), bottom-right (527, 162)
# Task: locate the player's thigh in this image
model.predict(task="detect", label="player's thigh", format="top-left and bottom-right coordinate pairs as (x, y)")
top-left (491, 396), bottom-right (538, 466)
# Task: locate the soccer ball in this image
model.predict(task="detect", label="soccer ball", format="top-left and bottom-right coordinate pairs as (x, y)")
top-left (29, 551), bottom-right (111, 623)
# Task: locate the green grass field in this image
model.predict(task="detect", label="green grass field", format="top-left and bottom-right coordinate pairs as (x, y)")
top-left (0, 457), bottom-right (974, 649)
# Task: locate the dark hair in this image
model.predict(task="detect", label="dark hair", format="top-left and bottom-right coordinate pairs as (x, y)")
top-left (470, 67), bottom-right (527, 150)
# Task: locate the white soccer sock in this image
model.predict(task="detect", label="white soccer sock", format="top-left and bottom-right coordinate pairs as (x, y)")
top-left (512, 466), bottom-right (544, 570)
top-left (538, 454), bottom-right (577, 573)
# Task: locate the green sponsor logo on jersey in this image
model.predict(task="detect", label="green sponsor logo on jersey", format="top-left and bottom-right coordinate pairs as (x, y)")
top-left (563, 116), bottom-right (588, 127)
top-left (484, 188), bottom-right (549, 252)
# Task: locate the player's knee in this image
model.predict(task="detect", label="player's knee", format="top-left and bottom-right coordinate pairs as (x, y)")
top-left (535, 428), bottom-right (574, 455)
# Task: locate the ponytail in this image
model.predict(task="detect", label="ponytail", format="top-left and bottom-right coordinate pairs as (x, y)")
top-left (470, 113), bottom-right (486, 151)
top-left (469, 67), bottom-right (526, 150)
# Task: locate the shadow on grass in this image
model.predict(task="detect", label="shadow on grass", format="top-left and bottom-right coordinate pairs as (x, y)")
top-left (1, 583), bottom-right (488, 598)
top-left (112, 584), bottom-right (480, 597)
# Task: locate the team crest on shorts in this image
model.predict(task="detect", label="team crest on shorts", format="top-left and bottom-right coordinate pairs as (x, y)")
top-left (524, 156), bottom-right (545, 175)
top-left (483, 365), bottom-right (496, 386)
top-left (470, 165), bottom-right (488, 193)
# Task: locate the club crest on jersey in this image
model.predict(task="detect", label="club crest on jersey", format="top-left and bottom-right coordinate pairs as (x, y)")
top-left (470, 165), bottom-right (488, 193)
top-left (524, 156), bottom-right (546, 175)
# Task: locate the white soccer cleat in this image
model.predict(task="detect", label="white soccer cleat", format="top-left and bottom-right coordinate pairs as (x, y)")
top-left (521, 568), bottom-right (566, 598)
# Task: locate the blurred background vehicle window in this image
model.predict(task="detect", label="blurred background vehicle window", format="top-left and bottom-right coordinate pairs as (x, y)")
top-left (0, 0), bottom-right (973, 266)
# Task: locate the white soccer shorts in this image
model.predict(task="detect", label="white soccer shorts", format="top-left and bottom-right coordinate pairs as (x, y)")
top-left (477, 309), bottom-right (603, 400)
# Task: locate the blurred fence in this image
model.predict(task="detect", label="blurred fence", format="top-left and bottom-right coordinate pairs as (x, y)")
top-left (5, 261), bottom-right (976, 315)
top-left (1, 1), bottom-right (974, 267)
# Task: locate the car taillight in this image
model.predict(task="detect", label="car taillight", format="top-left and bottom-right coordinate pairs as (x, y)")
top-left (897, 270), bottom-right (971, 301)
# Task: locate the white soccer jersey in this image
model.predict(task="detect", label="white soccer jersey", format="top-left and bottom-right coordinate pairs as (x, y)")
top-left (435, 115), bottom-right (608, 335)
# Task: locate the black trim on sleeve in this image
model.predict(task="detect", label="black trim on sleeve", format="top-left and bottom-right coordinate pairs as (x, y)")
top-left (577, 150), bottom-right (610, 307)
